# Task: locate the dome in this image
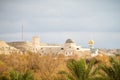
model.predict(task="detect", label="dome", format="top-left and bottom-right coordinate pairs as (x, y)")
top-left (88, 40), bottom-right (94, 45)
top-left (65, 39), bottom-right (75, 43)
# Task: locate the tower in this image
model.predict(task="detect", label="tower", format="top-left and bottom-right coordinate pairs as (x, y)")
top-left (88, 39), bottom-right (98, 57)
top-left (32, 36), bottom-right (40, 46)
top-left (64, 39), bottom-right (76, 56)
top-left (65, 39), bottom-right (76, 49)
top-left (88, 39), bottom-right (94, 49)
top-left (32, 36), bottom-right (40, 53)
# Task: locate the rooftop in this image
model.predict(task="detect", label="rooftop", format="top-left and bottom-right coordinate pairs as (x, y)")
top-left (65, 39), bottom-right (75, 43)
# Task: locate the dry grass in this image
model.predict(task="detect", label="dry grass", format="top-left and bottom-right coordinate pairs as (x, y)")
top-left (0, 51), bottom-right (119, 80)
top-left (0, 52), bottom-right (67, 80)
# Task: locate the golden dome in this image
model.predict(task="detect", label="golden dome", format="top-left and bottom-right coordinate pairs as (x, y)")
top-left (88, 40), bottom-right (94, 45)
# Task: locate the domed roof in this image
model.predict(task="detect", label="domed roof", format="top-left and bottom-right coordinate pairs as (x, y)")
top-left (65, 39), bottom-right (75, 43)
top-left (88, 40), bottom-right (94, 45)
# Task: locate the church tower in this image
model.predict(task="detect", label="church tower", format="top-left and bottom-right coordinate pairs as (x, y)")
top-left (88, 39), bottom-right (98, 57)
top-left (88, 39), bottom-right (94, 49)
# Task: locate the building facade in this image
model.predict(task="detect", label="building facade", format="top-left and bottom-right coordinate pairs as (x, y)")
top-left (2, 36), bottom-right (98, 57)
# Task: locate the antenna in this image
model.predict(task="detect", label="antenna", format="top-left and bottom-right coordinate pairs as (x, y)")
top-left (22, 24), bottom-right (23, 41)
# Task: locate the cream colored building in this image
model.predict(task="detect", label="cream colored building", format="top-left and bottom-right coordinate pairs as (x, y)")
top-left (1, 36), bottom-right (97, 57)
top-left (30, 37), bottom-right (90, 56)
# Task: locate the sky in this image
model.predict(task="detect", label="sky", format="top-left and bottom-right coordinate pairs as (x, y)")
top-left (0, 0), bottom-right (120, 49)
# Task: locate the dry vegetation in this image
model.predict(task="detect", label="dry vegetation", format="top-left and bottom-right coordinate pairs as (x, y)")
top-left (0, 52), bottom-right (120, 80)
top-left (0, 52), bottom-right (67, 80)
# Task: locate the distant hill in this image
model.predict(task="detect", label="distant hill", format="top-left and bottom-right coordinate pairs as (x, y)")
top-left (0, 40), bottom-right (20, 54)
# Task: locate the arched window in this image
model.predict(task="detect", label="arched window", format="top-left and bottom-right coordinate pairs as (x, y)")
top-left (61, 48), bottom-right (64, 50)
top-left (77, 48), bottom-right (79, 50)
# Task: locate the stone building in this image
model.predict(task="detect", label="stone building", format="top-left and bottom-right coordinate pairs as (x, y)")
top-left (29, 37), bottom-right (90, 57)
top-left (1, 36), bottom-right (94, 57)
top-left (0, 40), bottom-right (20, 54)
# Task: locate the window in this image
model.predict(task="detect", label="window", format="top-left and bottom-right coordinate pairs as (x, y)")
top-left (66, 52), bottom-right (68, 55)
top-left (77, 48), bottom-right (79, 50)
top-left (61, 48), bottom-right (64, 50)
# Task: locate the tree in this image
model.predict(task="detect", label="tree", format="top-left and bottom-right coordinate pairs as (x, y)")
top-left (58, 59), bottom-right (99, 80)
top-left (99, 57), bottom-right (120, 80)
top-left (9, 69), bottom-right (34, 80)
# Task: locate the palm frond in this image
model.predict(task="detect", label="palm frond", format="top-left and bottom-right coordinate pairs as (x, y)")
top-left (100, 57), bottom-right (120, 80)
top-left (59, 59), bottom-right (99, 80)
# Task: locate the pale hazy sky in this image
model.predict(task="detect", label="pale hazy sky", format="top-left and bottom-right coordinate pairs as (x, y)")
top-left (0, 0), bottom-right (120, 48)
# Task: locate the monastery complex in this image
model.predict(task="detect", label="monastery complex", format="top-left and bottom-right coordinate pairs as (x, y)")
top-left (0, 36), bottom-right (98, 57)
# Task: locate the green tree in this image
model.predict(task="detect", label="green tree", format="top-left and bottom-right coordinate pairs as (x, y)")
top-left (58, 59), bottom-right (99, 80)
top-left (9, 70), bottom-right (34, 80)
top-left (99, 57), bottom-right (120, 80)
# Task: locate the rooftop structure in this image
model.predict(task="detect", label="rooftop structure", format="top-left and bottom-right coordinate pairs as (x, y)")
top-left (0, 37), bottom-right (94, 57)
top-left (65, 39), bottom-right (75, 43)
top-left (88, 40), bottom-right (94, 45)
